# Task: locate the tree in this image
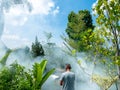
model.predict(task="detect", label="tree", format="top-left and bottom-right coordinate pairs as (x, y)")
top-left (31, 36), bottom-right (45, 57)
top-left (93, 0), bottom-right (120, 77)
top-left (93, 0), bottom-right (120, 90)
top-left (65, 10), bottom-right (94, 51)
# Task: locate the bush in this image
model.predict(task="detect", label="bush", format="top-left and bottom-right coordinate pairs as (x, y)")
top-left (0, 59), bottom-right (55, 90)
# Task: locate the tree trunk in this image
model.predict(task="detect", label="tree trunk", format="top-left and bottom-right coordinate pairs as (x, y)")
top-left (117, 48), bottom-right (120, 90)
top-left (118, 49), bottom-right (120, 78)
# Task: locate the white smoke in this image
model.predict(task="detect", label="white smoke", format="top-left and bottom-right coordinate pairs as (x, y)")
top-left (0, 41), bottom-right (117, 90)
top-left (41, 44), bottom-right (100, 90)
top-left (0, 1), bottom-right (118, 90)
top-left (0, 40), bottom-right (8, 60)
top-left (0, 41), bottom-right (100, 90)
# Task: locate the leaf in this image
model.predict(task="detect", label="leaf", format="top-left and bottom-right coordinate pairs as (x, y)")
top-left (32, 63), bottom-right (42, 87)
top-left (77, 60), bottom-right (81, 65)
top-left (71, 49), bottom-right (76, 56)
top-left (0, 50), bottom-right (12, 66)
top-left (36, 64), bottom-right (42, 84)
top-left (40, 59), bottom-right (47, 74)
top-left (40, 68), bottom-right (55, 88)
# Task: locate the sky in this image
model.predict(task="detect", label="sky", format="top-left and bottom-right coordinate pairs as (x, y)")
top-left (1, 0), bottom-right (97, 49)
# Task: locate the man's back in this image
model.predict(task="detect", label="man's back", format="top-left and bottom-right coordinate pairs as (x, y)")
top-left (60, 71), bottom-right (75, 90)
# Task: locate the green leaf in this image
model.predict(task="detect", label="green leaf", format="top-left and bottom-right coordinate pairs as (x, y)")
top-left (40, 59), bottom-right (47, 74)
top-left (77, 60), bottom-right (81, 65)
top-left (71, 49), bottom-right (76, 56)
top-left (40, 68), bottom-right (55, 88)
top-left (0, 50), bottom-right (12, 66)
top-left (36, 64), bottom-right (42, 84)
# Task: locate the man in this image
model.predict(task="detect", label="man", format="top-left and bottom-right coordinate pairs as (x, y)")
top-left (60, 64), bottom-right (75, 90)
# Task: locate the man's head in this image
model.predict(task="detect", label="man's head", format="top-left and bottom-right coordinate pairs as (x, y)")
top-left (65, 64), bottom-right (71, 71)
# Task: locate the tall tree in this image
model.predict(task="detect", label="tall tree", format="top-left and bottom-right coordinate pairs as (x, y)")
top-left (93, 0), bottom-right (120, 77)
top-left (65, 10), bottom-right (94, 51)
top-left (31, 36), bottom-right (45, 57)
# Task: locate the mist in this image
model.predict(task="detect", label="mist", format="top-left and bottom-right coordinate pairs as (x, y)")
top-left (0, 40), bottom-right (117, 90)
top-left (0, 43), bottom-right (101, 90)
top-left (1, 41), bottom-right (107, 90)
top-left (0, 0), bottom-right (118, 90)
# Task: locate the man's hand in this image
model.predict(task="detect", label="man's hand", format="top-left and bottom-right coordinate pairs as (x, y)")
top-left (60, 80), bottom-right (63, 86)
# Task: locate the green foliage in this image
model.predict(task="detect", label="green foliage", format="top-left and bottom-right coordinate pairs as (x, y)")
top-left (32, 59), bottom-right (55, 89)
top-left (0, 59), bottom-right (55, 90)
top-left (0, 62), bottom-right (31, 90)
top-left (0, 49), bottom-right (12, 66)
top-left (65, 10), bottom-right (94, 51)
top-left (93, 0), bottom-right (120, 59)
top-left (77, 60), bottom-right (82, 65)
top-left (71, 49), bottom-right (76, 56)
top-left (93, 0), bottom-right (120, 80)
top-left (92, 74), bottom-right (118, 90)
top-left (31, 36), bottom-right (45, 57)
